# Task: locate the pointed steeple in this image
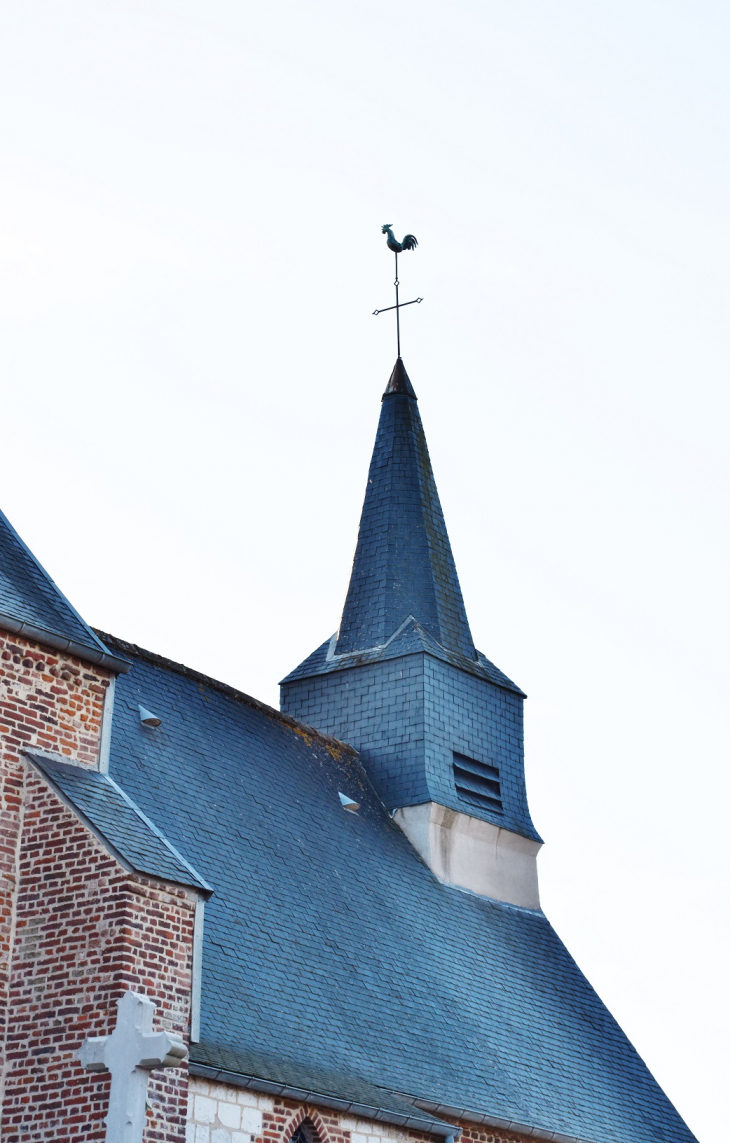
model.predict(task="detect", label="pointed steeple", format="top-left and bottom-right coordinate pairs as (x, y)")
top-left (282, 234), bottom-right (539, 901)
top-left (383, 356), bottom-right (417, 397)
top-left (335, 359), bottom-right (476, 660)
top-left (281, 354), bottom-right (539, 889)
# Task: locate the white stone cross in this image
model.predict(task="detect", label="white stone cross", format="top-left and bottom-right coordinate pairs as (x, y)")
top-left (77, 990), bottom-right (187, 1143)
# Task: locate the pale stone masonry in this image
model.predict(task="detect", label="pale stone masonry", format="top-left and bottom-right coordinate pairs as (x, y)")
top-left (186, 1080), bottom-right (269, 1143)
top-left (184, 1082), bottom-right (531, 1143)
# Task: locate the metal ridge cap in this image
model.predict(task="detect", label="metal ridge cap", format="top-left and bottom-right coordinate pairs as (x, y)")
top-left (25, 749), bottom-right (208, 894)
top-left (94, 630), bottom-right (357, 759)
top-left (102, 770), bottom-right (214, 895)
top-left (286, 625), bottom-right (525, 698)
top-left (0, 613), bottom-right (130, 673)
top-left (188, 1064), bottom-right (459, 1136)
top-left (403, 1096), bottom-right (600, 1143)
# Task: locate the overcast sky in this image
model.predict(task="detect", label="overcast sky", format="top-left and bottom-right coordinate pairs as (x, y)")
top-left (1, 4), bottom-right (728, 1140)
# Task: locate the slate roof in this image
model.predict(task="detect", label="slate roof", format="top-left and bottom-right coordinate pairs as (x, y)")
top-left (281, 617), bottom-right (525, 696)
top-left (334, 359), bottom-right (476, 661)
top-left (102, 633), bottom-right (696, 1143)
top-left (0, 508), bottom-right (127, 672)
top-left (28, 752), bottom-right (210, 893)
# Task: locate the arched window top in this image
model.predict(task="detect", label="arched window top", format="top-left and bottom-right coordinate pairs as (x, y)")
top-left (290, 1121), bottom-right (319, 1143)
top-left (285, 1112), bottom-right (329, 1143)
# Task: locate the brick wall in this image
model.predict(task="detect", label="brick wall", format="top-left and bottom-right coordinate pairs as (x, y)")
top-left (457, 1121), bottom-right (535, 1143)
top-left (0, 629), bottom-right (111, 1122)
top-left (0, 630), bottom-right (109, 765)
top-left (0, 753), bottom-right (196, 1141)
top-left (186, 1081), bottom-right (532, 1143)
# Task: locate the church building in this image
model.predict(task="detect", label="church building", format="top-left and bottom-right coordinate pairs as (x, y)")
top-left (0, 352), bottom-right (696, 1143)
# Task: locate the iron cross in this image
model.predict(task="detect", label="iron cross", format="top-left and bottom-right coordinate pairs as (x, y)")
top-left (373, 224), bottom-right (422, 358)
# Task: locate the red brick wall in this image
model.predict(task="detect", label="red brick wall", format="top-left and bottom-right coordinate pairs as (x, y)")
top-left (187, 1083), bottom-right (535, 1143)
top-left (0, 630), bottom-right (112, 1120)
top-left (457, 1119), bottom-right (532, 1143)
top-left (281, 1101), bottom-right (532, 1143)
top-left (0, 630), bottom-right (109, 764)
top-left (0, 757), bottom-right (196, 1141)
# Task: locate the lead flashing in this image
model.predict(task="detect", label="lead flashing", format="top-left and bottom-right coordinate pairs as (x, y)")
top-left (408, 1097), bottom-right (599, 1143)
top-left (188, 1064), bottom-right (460, 1137)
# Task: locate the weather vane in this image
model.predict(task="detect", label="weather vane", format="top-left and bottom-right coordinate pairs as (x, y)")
top-left (373, 224), bottom-right (422, 358)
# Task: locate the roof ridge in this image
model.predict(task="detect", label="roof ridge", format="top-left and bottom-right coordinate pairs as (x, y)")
top-left (94, 630), bottom-right (359, 758)
top-left (101, 769), bottom-right (213, 893)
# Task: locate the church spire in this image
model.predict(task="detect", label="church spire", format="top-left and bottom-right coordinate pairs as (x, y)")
top-left (281, 230), bottom-right (539, 902)
top-left (335, 358), bottom-right (476, 660)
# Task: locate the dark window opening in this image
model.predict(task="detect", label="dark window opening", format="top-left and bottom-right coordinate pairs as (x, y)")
top-left (453, 751), bottom-right (503, 813)
top-left (291, 1125), bottom-right (319, 1143)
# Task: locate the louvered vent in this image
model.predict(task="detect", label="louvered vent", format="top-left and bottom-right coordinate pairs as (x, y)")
top-left (452, 751), bottom-right (503, 813)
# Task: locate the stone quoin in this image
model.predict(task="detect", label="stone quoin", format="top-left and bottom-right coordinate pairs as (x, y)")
top-left (0, 346), bottom-right (698, 1143)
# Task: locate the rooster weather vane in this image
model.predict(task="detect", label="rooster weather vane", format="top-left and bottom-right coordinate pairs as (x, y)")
top-left (373, 224), bottom-right (422, 358)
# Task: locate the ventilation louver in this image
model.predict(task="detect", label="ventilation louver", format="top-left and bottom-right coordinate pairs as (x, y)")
top-left (452, 751), bottom-right (503, 813)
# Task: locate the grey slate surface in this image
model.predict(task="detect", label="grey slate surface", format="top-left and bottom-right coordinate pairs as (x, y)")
top-left (281, 361), bottom-right (531, 837)
top-left (0, 508), bottom-right (120, 666)
top-left (29, 752), bottom-right (210, 893)
top-left (281, 618), bottom-right (525, 696)
top-left (282, 647), bottom-right (539, 842)
top-left (334, 364), bottom-right (476, 661)
top-left (103, 635), bottom-right (695, 1143)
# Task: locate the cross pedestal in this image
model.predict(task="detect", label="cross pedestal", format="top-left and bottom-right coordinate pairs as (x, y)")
top-left (77, 991), bottom-right (187, 1143)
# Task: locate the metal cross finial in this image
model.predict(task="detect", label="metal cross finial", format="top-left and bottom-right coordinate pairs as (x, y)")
top-left (373, 224), bottom-right (422, 358)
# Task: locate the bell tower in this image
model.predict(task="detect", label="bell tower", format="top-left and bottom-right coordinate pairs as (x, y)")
top-left (280, 356), bottom-right (542, 909)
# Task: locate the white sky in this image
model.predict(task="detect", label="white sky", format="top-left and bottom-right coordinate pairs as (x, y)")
top-left (1, 3), bottom-right (727, 1139)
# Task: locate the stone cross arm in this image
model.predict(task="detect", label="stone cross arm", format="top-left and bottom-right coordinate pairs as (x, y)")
top-left (78, 1026), bottom-right (186, 1071)
top-left (77, 991), bottom-right (187, 1143)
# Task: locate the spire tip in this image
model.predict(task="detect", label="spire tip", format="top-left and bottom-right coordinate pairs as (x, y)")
top-left (383, 357), bottom-right (417, 399)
